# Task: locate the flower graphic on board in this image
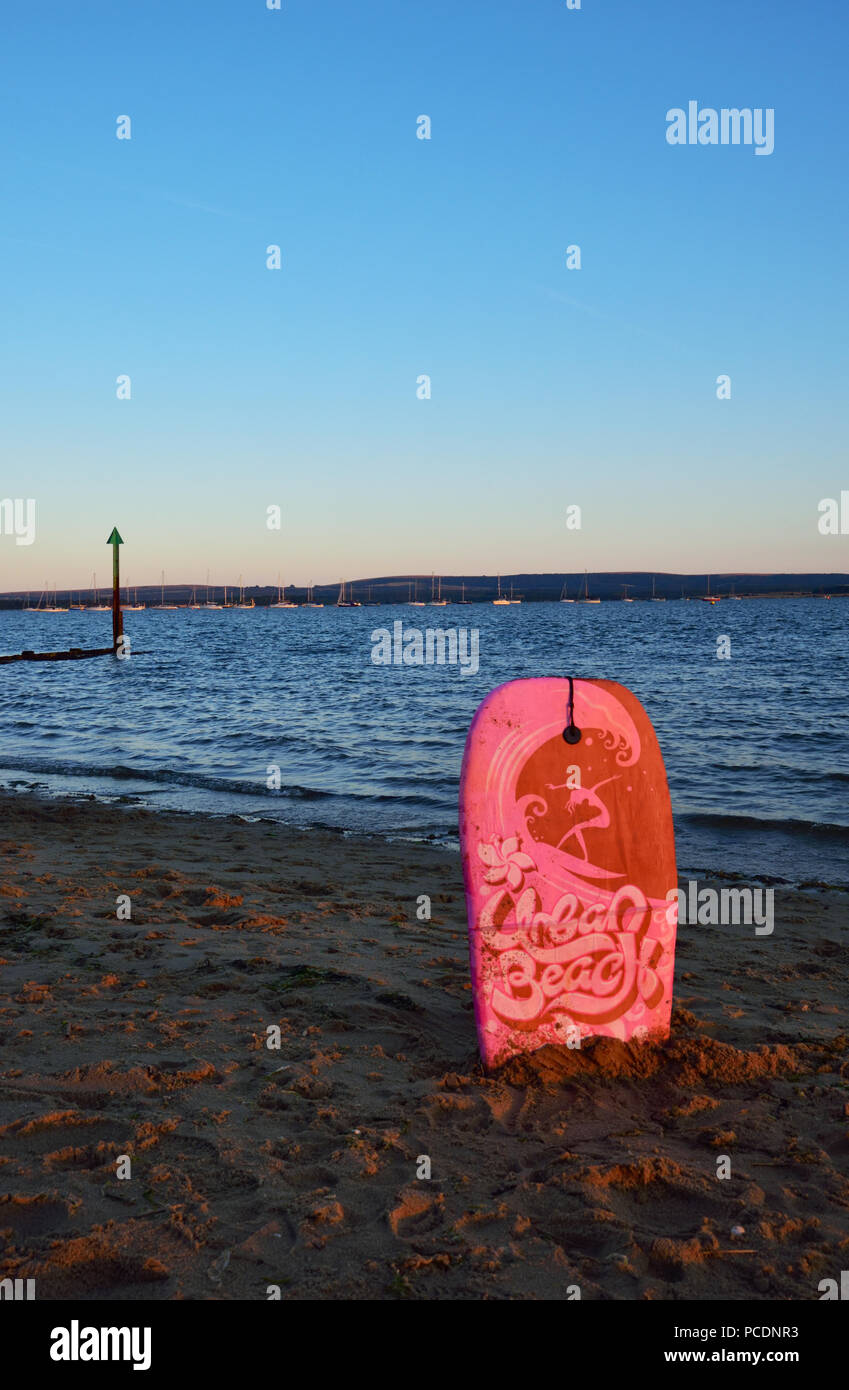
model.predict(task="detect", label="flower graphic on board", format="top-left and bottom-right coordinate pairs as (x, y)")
top-left (478, 834), bottom-right (536, 891)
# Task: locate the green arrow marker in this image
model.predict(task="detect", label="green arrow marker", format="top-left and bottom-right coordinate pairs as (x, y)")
top-left (107, 527), bottom-right (124, 653)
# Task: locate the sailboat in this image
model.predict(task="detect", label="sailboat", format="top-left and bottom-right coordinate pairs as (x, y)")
top-left (86, 572), bottom-right (110, 611)
top-left (36, 582), bottom-right (68, 612)
top-left (122, 585), bottom-right (145, 611)
top-left (621, 584), bottom-right (634, 602)
top-left (304, 584), bottom-right (323, 608)
top-left (651, 577), bottom-right (666, 602)
top-left (269, 572), bottom-right (297, 608)
top-left (729, 582), bottom-right (742, 600)
top-left (559, 581), bottom-right (574, 603)
top-left (408, 579), bottom-right (425, 606)
top-left (188, 587), bottom-right (202, 609)
top-left (430, 573), bottom-right (448, 606)
top-left (335, 580), bottom-right (361, 607)
top-left (235, 575), bottom-right (255, 609)
top-left (155, 570), bottom-right (180, 609)
top-left (493, 575), bottom-right (510, 605)
top-left (457, 580), bottom-right (471, 605)
top-left (699, 575), bottom-right (719, 604)
top-left (575, 571), bottom-right (600, 604)
top-left (508, 584), bottom-right (521, 604)
top-left (201, 570), bottom-right (222, 609)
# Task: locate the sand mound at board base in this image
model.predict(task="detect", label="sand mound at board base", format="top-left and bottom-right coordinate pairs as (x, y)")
top-left (497, 1026), bottom-right (825, 1088)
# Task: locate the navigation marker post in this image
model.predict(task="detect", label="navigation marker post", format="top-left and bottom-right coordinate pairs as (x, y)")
top-left (107, 527), bottom-right (124, 653)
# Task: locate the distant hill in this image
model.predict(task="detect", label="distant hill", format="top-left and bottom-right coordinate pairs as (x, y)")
top-left (3, 572), bottom-right (848, 607)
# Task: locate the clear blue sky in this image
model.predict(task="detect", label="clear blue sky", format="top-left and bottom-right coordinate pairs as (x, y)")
top-left (1, 0), bottom-right (847, 591)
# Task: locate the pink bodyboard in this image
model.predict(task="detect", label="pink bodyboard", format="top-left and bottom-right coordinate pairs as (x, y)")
top-left (459, 678), bottom-right (678, 1069)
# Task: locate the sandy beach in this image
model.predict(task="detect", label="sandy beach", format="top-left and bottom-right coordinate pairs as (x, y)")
top-left (0, 791), bottom-right (847, 1301)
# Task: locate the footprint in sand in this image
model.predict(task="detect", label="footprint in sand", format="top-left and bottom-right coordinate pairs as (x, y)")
top-left (0, 1193), bottom-right (76, 1238)
top-left (388, 1185), bottom-right (446, 1239)
top-left (0, 1111), bottom-right (128, 1163)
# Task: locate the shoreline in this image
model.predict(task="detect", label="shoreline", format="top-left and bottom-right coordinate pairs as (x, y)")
top-left (1, 779), bottom-right (847, 892)
top-left (1, 790), bottom-right (847, 1299)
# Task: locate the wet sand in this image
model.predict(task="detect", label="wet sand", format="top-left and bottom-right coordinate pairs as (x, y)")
top-left (0, 792), bottom-right (847, 1300)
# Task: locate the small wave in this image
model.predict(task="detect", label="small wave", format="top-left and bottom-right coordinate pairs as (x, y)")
top-left (678, 810), bottom-right (849, 841)
top-left (0, 755), bottom-right (452, 809)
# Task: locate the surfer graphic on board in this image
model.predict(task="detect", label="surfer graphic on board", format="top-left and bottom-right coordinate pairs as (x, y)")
top-left (534, 773), bottom-right (619, 860)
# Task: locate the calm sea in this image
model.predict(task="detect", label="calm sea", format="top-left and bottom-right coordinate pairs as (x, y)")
top-left (1, 599), bottom-right (847, 885)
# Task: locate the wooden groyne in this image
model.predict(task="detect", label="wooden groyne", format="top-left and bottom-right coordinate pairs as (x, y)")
top-left (0, 646), bottom-right (117, 665)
